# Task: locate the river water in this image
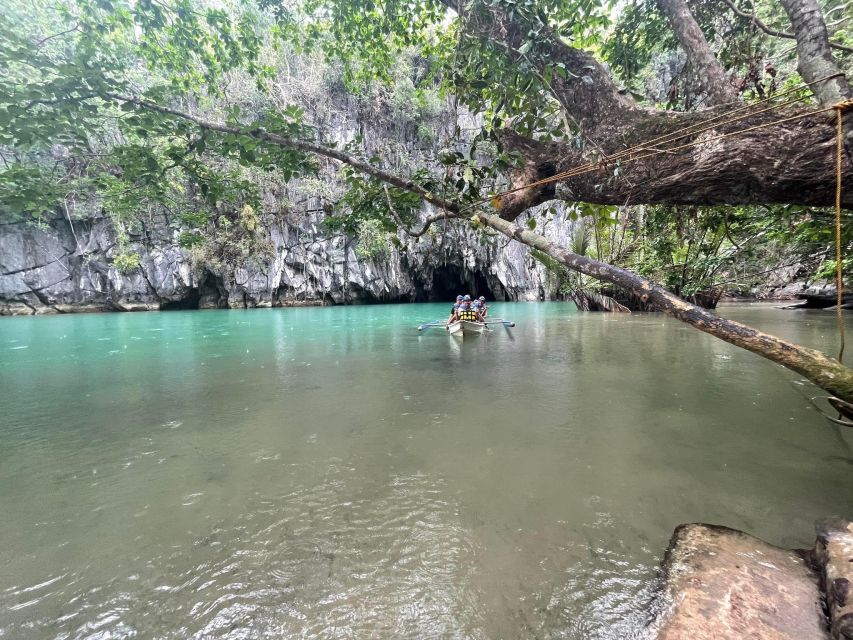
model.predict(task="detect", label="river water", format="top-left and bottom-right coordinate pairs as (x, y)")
top-left (1, 302), bottom-right (851, 639)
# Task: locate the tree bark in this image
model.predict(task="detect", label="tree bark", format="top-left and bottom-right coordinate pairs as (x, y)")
top-left (656, 0), bottom-right (737, 105)
top-left (491, 105), bottom-right (848, 220)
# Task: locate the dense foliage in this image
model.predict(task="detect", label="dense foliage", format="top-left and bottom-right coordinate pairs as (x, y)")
top-left (0, 0), bottom-right (850, 302)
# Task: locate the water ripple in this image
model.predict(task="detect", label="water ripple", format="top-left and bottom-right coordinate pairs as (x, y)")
top-left (1, 471), bottom-right (489, 639)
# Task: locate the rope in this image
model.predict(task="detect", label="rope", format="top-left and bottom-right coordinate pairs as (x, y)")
top-left (833, 99), bottom-right (853, 362)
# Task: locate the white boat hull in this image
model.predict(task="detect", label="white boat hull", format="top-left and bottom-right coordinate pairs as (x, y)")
top-left (447, 320), bottom-right (485, 337)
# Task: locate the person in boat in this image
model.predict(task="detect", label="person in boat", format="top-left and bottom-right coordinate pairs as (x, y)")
top-left (477, 296), bottom-right (488, 319)
top-left (457, 299), bottom-right (479, 322)
top-left (471, 300), bottom-right (485, 322)
top-left (446, 295), bottom-right (463, 326)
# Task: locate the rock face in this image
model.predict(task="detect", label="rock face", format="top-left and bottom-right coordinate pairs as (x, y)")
top-left (648, 523), bottom-right (827, 640)
top-left (0, 207), bottom-right (572, 314)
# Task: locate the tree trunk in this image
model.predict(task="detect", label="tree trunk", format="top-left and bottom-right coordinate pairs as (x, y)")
top-left (492, 108), bottom-right (848, 222)
top-left (656, 0), bottom-right (737, 105)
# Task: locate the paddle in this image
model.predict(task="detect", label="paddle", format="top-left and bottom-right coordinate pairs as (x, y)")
top-left (417, 320), bottom-right (445, 331)
top-left (484, 318), bottom-right (515, 327)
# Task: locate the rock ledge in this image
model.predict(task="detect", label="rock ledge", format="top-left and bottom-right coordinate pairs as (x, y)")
top-left (648, 523), bottom-right (827, 639)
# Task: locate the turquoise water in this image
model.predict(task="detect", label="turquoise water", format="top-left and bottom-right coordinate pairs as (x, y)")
top-left (1, 302), bottom-right (851, 638)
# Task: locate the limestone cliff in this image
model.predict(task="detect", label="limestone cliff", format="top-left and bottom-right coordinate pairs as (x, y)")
top-left (0, 53), bottom-right (578, 314)
top-left (0, 205), bottom-right (571, 314)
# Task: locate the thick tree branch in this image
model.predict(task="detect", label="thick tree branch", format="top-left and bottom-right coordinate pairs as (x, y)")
top-left (493, 103), bottom-right (851, 215)
top-left (656, 0), bottom-right (737, 104)
top-left (720, 0), bottom-right (853, 54)
top-left (475, 210), bottom-right (853, 403)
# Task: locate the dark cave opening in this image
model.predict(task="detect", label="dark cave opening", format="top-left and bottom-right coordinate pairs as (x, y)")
top-left (422, 265), bottom-right (497, 302)
top-left (159, 288), bottom-right (201, 310)
top-left (198, 271), bottom-right (229, 309)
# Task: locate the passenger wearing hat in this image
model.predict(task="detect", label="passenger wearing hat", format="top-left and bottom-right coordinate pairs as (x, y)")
top-left (478, 296), bottom-right (488, 319)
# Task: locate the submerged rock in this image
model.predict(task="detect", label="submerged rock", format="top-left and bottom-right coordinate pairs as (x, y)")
top-left (648, 523), bottom-right (827, 639)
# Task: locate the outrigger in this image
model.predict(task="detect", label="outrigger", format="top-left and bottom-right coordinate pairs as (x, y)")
top-left (417, 318), bottom-right (516, 337)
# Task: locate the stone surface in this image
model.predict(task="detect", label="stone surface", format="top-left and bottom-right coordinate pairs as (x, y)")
top-left (648, 523), bottom-right (828, 640)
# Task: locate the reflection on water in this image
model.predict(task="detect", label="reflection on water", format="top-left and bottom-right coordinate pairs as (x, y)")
top-left (0, 302), bottom-right (851, 638)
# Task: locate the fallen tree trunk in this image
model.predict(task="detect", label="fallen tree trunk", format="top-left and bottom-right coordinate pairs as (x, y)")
top-left (476, 211), bottom-right (853, 403)
top-left (491, 105), bottom-right (850, 222)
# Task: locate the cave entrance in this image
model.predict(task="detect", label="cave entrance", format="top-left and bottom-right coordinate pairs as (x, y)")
top-left (426, 265), bottom-right (496, 302)
top-left (198, 271), bottom-right (228, 309)
top-left (159, 288), bottom-right (200, 310)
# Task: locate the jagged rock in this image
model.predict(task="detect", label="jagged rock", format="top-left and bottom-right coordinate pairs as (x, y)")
top-left (648, 523), bottom-right (827, 640)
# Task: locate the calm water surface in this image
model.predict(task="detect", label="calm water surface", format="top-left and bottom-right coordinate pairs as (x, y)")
top-left (1, 302), bottom-right (852, 639)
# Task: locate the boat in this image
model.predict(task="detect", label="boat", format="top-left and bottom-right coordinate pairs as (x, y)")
top-left (446, 320), bottom-right (486, 337)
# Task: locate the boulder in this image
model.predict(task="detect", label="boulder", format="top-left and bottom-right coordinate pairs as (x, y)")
top-left (648, 523), bottom-right (827, 639)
